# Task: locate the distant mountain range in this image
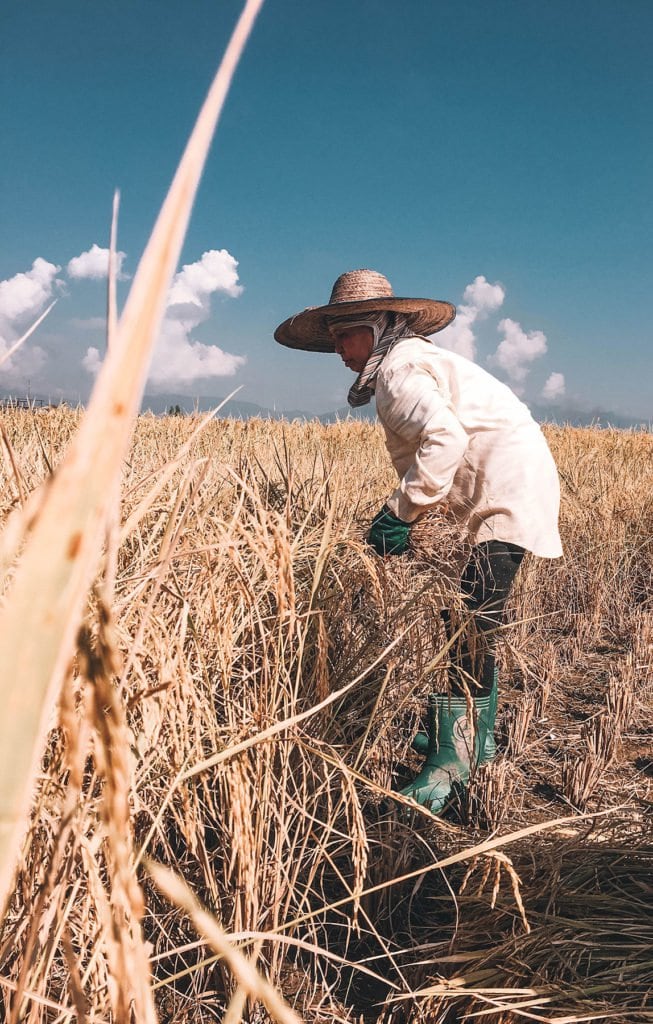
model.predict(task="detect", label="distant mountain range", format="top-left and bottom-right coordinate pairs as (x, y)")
top-left (527, 401), bottom-right (651, 431)
top-left (140, 392), bottom-right (377, 424)
top-left (142, 392), bottom-right (651, 431)
top-left (0, 388), bottom-right (649, 430)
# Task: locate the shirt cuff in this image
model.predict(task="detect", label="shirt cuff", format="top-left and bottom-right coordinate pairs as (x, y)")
top-left (385, 490), bottom-right (424, 523)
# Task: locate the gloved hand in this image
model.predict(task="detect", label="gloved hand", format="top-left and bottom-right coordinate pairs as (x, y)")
top-left (367, 505), bottom-right (411, 556)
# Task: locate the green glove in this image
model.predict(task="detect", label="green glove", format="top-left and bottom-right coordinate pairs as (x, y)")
top-left (367, 505), bottom-right (411, 556)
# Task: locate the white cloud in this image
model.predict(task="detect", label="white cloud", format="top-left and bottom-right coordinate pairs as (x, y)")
top-left (166, 249), bottom-right (243, 314)
top-left (151, 250), bottom-right (245, 387)
top-left (437, 275), bottom-right (505, 361)
top-left (0, 258), bottom-right (61, 383)
top-left (148, 325), bottom-right (245, 387)
top-left (542, 371), bottom-right (565, 401)
top-left (437, 276), bottom-right (558, 395)
top-left (81, 249), bottom-right (246, 389)
top-left (490, 318), bottom-right (547, 384)
top-left (0, 258), bottom-right (61, 323)
top-left (67, 244), bottom-right (126, 280)
top-left (437, 306), bottom-right (477, 360)
top-left (462, 275), bottom-right (505, 316)
top-left (0, 340), bottom-right (47, 384)
top-left (82, 347), bottom-right (102, 376)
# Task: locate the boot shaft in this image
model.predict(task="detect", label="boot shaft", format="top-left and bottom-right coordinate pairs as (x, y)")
top-left (400, 692), bottom-right (490, 813)
top-left (424, 693), bottom-right (490, 769)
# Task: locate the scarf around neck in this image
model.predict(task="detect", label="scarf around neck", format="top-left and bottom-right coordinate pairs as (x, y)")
top-left (326, 311), bottom-right (413, 407)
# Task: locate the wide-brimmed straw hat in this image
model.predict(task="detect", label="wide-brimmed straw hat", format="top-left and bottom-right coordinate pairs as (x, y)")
top-left (274, 269), bottom-right (456, 352)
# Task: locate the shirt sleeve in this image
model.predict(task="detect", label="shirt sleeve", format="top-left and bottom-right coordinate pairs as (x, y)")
top-left (378, 362), bottom-right (469, 522)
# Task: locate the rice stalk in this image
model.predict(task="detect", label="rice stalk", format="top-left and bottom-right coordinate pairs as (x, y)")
top-left (0, 0), bottom-right (264, 915)
top-left (149, 861), bottom-right (302, 1024)
top-left (0, 411), bottom-right (651, 1020)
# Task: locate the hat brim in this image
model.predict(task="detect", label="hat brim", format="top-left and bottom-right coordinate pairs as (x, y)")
top-left (274, 297), bottom-right (456, 352)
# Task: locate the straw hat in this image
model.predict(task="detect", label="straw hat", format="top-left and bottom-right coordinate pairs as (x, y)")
top-left (274, 269), bottom-right (456, 352)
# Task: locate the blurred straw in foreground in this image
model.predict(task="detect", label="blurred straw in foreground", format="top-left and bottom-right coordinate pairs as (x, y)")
top-left (0, 0), bottom-right (264, 917)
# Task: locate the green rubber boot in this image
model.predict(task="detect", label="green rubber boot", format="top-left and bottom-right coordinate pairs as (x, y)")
top-left (410, 729), bottom-right (430, 756)
top-left (400, 693), bottom-right (490, 813)
top-left (479, 669), bottom-right (499, 764)
top-left (412, 670), bottom-right (499, 763)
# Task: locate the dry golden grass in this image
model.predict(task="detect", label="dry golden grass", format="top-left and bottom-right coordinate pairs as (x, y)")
top-left (0, 409), bottom-right (651, 1023)
top-left (1, 3), bottom-right (650, 1017)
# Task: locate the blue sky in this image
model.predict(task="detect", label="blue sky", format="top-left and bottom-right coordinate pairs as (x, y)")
top-left (1, 0), bottom-right (651, 418)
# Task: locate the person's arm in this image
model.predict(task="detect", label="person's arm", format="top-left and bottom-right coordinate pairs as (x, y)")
top-left (379, 362), bottom-right (469, 523)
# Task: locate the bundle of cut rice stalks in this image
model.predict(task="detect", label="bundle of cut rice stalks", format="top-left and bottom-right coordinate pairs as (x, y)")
top-left (386, 816), bottom-right (653, 1023)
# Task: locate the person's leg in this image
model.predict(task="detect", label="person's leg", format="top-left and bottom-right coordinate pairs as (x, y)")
top-left (450, 540), bottom-right (525, 698)
top-left (408, 541), bottom-right (526, 802)
top-left (413, 540), bottom-right (528, 757)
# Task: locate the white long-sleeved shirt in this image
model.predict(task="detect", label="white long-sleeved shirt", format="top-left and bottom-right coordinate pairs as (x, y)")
top-left (375, 337), bottom-right (563, 558)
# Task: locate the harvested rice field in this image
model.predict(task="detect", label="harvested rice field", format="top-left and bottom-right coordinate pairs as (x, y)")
top-left (0, 408), bottom-right (651, 1023)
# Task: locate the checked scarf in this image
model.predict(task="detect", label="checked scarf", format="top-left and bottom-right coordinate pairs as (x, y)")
top-left (326, 311), bottom-right (413, 407)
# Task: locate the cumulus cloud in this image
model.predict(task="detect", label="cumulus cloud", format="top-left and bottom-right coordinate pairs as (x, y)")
top-left (67, 244), bottom-right (126, 280)
top-left (490, 318), bottom-right (547, 385)
top-left (82, 249), bottom-right (246, 389)
top-left (0, 258), bottom-right (61, 383)
top-left (437, 275), bottom-right (505, 360)
top-left (0, 338), bottom-right (48, 384)
top-left (147, 326), bottom-right (245, 387)
top-left (462, 275), bottom-right (505, 316)
top-left (0, 258), bottom-right (61, 324)
top-left (437, 306), bottom-right (477, 361)
top-left (167, 249), bottom-right (243, 312)
top-left (82, 347), bottom-right (102, 376)
top-left (542, 371), bottom-right (565, 401)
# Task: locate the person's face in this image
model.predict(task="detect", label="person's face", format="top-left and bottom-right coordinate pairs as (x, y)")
top-left (332, 326), bottom-right (374, 373)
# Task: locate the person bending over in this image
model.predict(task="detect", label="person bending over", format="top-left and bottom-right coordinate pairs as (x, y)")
top-left (275, 269), bottom-right (562, 812)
